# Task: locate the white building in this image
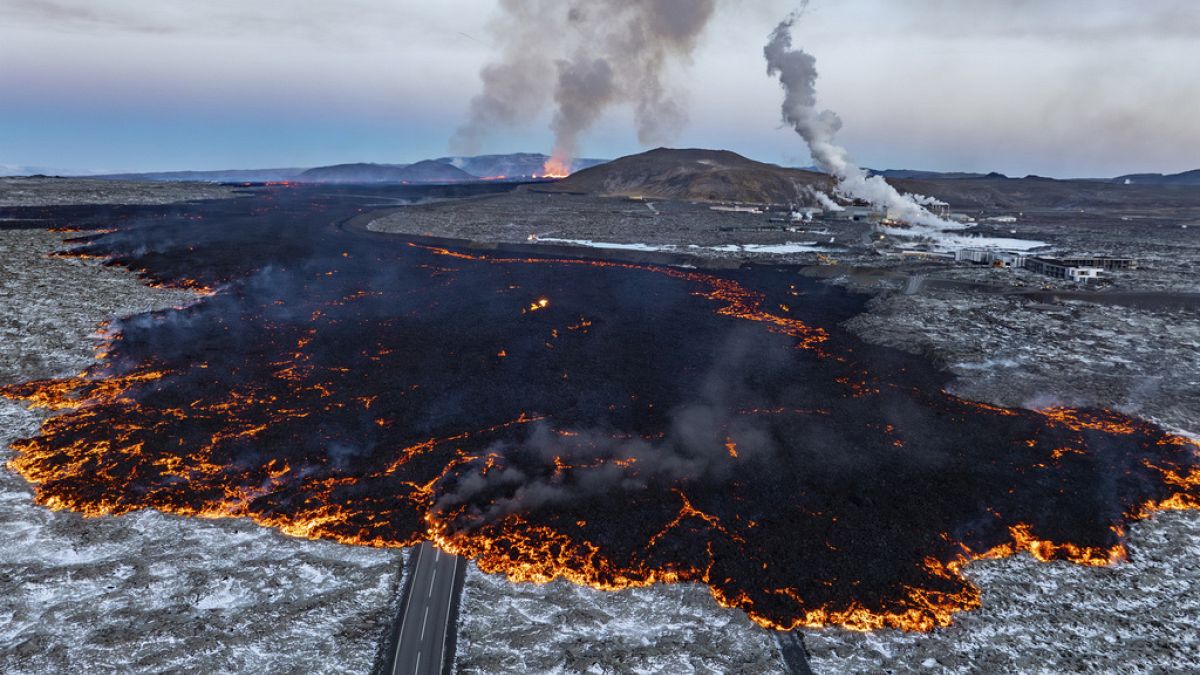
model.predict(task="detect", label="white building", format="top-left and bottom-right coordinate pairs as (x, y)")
top-left (954, 248), bottom-right (1028, 268)
top-left (1025, 257), bottom-right (1104, 282)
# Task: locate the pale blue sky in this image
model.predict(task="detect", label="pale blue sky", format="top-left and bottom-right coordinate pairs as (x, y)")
top-left (2, 0), bottom-right (1197, 177)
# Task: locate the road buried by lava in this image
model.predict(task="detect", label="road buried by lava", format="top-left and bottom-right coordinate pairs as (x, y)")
top-left (1, 185), bottom-right (1197, 633)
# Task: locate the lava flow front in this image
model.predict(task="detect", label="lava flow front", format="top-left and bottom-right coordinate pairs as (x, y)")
top-left (2, 186), bottom-right (1197, 633)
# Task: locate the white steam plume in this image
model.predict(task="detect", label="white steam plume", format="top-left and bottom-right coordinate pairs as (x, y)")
top-left (810, 189), bottom-right (843, 212)
top-left (764, 12), bottom-right (964, 232)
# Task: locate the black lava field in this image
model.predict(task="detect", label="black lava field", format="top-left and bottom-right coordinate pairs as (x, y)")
top-left (2, 185), bottom-right (1197, 631)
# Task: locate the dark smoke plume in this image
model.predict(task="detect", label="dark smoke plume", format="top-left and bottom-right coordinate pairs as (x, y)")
top-left (453, 0), bottom-right (718, 173)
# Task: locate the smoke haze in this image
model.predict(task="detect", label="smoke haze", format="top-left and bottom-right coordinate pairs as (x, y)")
top-left (432, 326), bottom-right (785, 531)
top-left (453, 0), bottom-right (718, 172)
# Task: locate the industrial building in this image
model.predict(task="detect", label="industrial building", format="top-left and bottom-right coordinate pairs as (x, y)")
top-left (828, 206), bottom-right (885, 224)
top-left (1025, 257), bottom-right (1105, 281)
top-left (950, 248), bottom-right (1136, 283)
top-left (900, 250), bottom-right (954, 262)
top-left (1056, 257), bottom-right (1137, 271)
top-left (954, 248), bottom-right (1031, 268)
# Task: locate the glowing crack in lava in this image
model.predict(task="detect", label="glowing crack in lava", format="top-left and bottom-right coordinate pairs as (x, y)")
top-left (1, 187), bottom-right (1197, 633)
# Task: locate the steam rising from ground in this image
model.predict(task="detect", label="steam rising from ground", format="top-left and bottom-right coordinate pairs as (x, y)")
top-left (433, 328), bottom-right (782, 530)
top-left (764, 11), bottom-right (962, 232)
top-left (453, 0), bottom-right (717, 173)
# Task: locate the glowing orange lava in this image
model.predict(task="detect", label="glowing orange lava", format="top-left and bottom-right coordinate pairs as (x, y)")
top-left (535, 154), bottom-right (572, 179)
top-left (3, 233), bottom-right (1198, 636)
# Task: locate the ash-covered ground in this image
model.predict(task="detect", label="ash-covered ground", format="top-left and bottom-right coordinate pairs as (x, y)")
top-left (369, 189), bottom-right (865, 256)
top-left (377, 185), bottom-right (1200, 673)
top-left (0, 177), bottom-right (238, 207)
top-left (0, 191), bottom-right (404, 672)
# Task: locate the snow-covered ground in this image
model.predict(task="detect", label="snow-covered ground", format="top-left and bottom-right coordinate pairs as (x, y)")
top-left (456, 569), bottom-right (785, 674)
top-left (805, 510), bottom-right (1200, 672)
top-left (704, 242), bottom-right (828, 254)
top-left (0, 227), bottom-right (404, 672)
top-left (535, 237), bottom-right (831, 255)
top-left (823, 287), bottom-right (1200, 671)
top-left (535, 237), bottom-right (679, 252)
top-left (929, 235), bottom-right (1049, 252)
top-left (845, 292), bottom-right (1200, 434)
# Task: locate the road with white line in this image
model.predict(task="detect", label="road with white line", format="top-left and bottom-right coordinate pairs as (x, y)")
top-left (388, 542), bottom-right (466, 675)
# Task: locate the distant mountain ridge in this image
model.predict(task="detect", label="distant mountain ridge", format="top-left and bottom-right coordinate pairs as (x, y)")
top-left (871, 169), bottom-right (1007, 181)
top-left (10, 154), bottom-right (1196, 188)
top-left (94, 168), bottom-right (306, 183)
top-left (297, 160), bottom-right (475, 184)
top-left (1113, 169), bottom-right (1200, 186)
top-left (69, 153), bottom-right (611, 184)
top-left (434, 153), bottom-right (607, 179)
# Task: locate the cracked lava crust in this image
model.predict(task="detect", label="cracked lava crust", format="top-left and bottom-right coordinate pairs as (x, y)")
top-left (2, 186), bottom-right (1197, 632)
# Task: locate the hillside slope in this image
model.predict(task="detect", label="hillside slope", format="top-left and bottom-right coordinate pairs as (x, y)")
top-left (299, 160), bottom-right (475, 184)
top-left (892, 175), bottom-right (1200, 210)
top-left (1114, 169), bottom-right (1200, 186)
top-left (537, 148), bottom-right (834, 204)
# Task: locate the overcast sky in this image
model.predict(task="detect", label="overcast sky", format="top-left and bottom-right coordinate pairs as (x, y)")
top-left (2, 0), bottom-right (1197, 176)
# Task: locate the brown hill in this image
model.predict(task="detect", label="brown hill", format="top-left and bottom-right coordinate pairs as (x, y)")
top-left (536, 148), bottom-right (834, 204)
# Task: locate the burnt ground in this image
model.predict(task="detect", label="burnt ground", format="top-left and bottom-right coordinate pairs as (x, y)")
top-left (0, 177), bottom-right (239, 207)
top-left (370, 184), bottom-right (1200, 292)
top-left (0, 178), bottom-right (1197, 673)
top-left (0, 184), bottom-right (404, 673)
top-left (369, 188), bottom-right (871, 254)
top-left (368, 181), bottom-right (1200, 672)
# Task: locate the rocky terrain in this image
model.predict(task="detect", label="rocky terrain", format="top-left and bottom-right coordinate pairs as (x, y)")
top-left (0, 189), bottom-right (405, 672)
top-left (457, 571), bottom-right (785, 674)
top-left (94, 168), bottom-right (306, 183)
top-left (369, 189), bottom-right (863, 259)
top-left (806, 252), bottom-right (1200, 672)
top-left (370, 171), bottom-right (1200, 673)
top-left (845, 291), bottom-right (1200, 433)
top-left (892, 175), bottom-right (1200, 212)
top-left (0, 178), bottom-right (239, 207)
top-left (3, 177), bottom-right (1197, 673)
top-left (806, 510), bottom-right (1200, 672)
top-left (447, 276), bottom-right (1200, 674)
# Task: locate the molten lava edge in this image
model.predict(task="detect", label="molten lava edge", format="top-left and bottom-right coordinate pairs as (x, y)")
top-left (3, 194), bottom-right (1198, 634)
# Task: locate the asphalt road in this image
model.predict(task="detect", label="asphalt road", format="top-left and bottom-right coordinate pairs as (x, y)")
top-left (388, 543), bottom-right (467, 675)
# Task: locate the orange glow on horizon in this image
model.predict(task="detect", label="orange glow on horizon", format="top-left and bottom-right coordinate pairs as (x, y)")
top-left (535, 154), bottom-right (571, 179)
